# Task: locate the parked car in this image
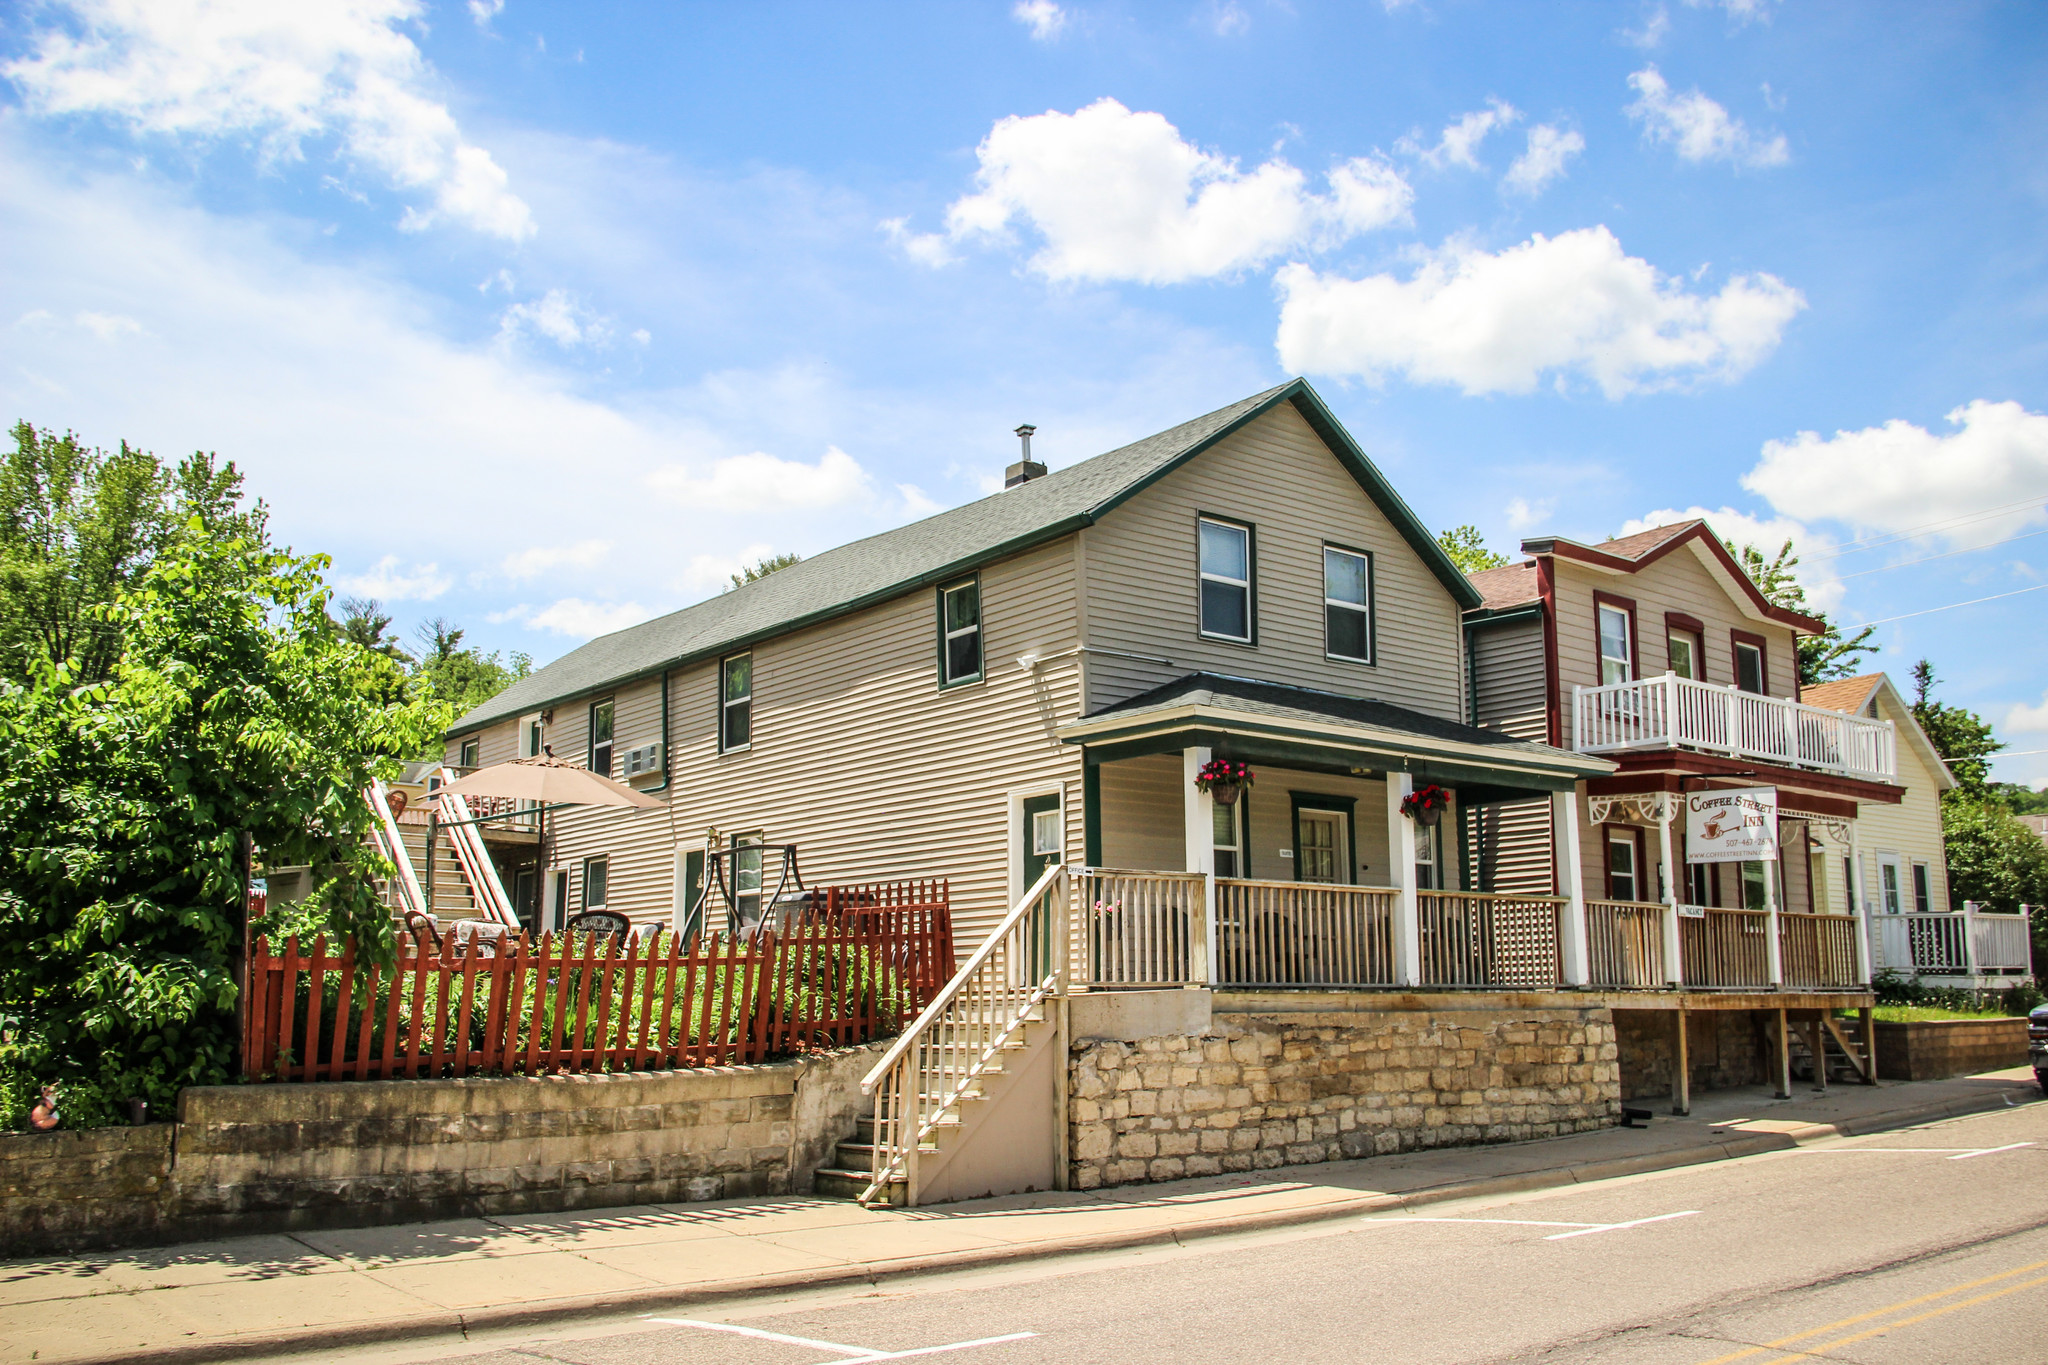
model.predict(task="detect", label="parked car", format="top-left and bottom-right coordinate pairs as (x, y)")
top-left (2031, 1004), bottom-right (2048, 1093)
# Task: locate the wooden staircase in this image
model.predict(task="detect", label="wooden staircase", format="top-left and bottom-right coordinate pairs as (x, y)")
top-left (365, 773), bottom-right (519, 929)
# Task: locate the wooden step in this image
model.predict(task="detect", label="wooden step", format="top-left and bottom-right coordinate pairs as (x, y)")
top-left (813, 1166), bottom-right (905, 1203)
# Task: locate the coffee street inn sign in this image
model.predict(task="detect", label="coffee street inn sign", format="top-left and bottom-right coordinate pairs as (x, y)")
top-left (1686, 787), bottom-right (1779, 863)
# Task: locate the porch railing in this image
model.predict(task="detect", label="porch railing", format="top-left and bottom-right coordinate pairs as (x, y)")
top-left (1874, 908), bottom-right (2032, 977)
top-left (1679, 907), bottom-right (1773, 989)
top-left (1586, 899), bottom-right (1668, 988)
top-left (1779, 914), bottom-right (1863, 989)
top-left (1215, 878), bottom-right (1396, 988)
top-left (1574, 674), bottom-right (1896, 781)
top-left (1418, 891), bottom-right (1564, 989)
top-left (1075, 869), bottom-right (1206, 987)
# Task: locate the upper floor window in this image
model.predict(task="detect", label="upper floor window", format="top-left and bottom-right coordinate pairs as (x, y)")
top-left (458, 736), bottom-right (479, 768)
top-left (721, 654), bottom-right (753, 751)
top-left (523, 715), bottom-right (543, 758)
top-left (1198, 516), bottom-right (1253, 643)
top-left (1598, 603), bottom-right (1633, 685)
top-left (588, 698), bottom-right (614, 777)
top-left (1734, 638), bottom-right (1766, 694)
top-left (1323, 546), bottom-right (1372, 664)
top-left (939, 577), bottom-right (983, 686)
top-left (1668, 632), bottom-right (1700, 680)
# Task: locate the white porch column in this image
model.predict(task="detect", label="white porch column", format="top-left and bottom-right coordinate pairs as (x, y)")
top-left (1658, 799), bottom-right (1683, 986)
top-left (1849, 822), bottom-right (1873, 980)
top-left (1386, 773), bottom-right (1421, 987)
top-left (1551, 789), bottom-right (1591, 986)
top-left (1764, 848), bottom-right (1785, 989)
top-left (1843, 822), bottom-right (1872, 985)
top-left (1182, 747), bottom-right (1216, 985)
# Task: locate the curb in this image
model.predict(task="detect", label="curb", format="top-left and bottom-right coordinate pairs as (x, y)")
top-left (83, 1082), bottom-right (2044, 1365)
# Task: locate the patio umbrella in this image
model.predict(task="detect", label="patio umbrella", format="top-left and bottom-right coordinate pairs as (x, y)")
top-left (433, 750), bottom-right (664, 810)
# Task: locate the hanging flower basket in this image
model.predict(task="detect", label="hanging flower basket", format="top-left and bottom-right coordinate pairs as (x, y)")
top-left (1400, 783), bottom-right (1450, 827)
top-left (1194, 758), bottom-right (1254, 806)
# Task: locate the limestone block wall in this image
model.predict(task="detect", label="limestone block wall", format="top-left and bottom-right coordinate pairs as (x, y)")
top-left (1615, 1010), bottom-right (1767, 1100)
top-left (1, 1044), bottom-right (880, 1256)
top-left (1874, 1017), bottom-right (2029, 1080)
top-left (1067, 1003), bottom-right (1620, 1190)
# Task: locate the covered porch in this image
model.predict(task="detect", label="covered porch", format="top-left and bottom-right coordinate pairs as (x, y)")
top-left (1060, 674), bottom-right (1615, 993)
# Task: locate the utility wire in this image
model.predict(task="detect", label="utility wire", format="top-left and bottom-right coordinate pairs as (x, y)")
top-left (1857, 581), bottom-right (2048, 626)
top-left (1801, 492), bottom-right (2048, 563)
top-left (1834, 526), bottom-right (2048, 579)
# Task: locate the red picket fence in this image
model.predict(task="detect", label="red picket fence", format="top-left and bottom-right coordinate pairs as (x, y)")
top-left (242, 881), bottom-right (952, 1082)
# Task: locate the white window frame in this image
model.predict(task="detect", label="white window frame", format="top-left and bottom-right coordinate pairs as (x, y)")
top-left (582, 855), bottom-right (609, 910)
top-left (1322, 545), bottom-right (1373, 665)
top-left (939, 577), bottom-right (983, 687)
top-left (1197, 516), bottom-right (1253, 644)
top-left (1212, 799), bottom-right (1243, 879)
top-left (1607, 832), bottom-right (1638, 903)
top-left (458, 736), bottom-right (480, 768)
top-left (1912, 860), bottom-right (1933, 914)
top-left (521, 714), bottom-right (544, 759)
top-left (1416, 819), bottom-right (1442, 891)
top-left (1598, 604), bottom-right (1633, 686)
top-left (588, 697), bottom-right (615, 777)
top-left (720, 654), bottom-right (753, 754)
top-left (1668, 633), bottom-right (1698, 680)
top-left (1879, 854), bottom-right (1904, 914)
top-left (1734, 640), bottom-right (1765, 695)
top-left (1006, 788), bottom-right (1065, 904)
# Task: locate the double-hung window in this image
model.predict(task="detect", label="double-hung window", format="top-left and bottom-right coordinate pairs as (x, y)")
top-left (1734, 638), bottom-right (1766, 694)
top-left (1598, 604), bottom-right (1633, 685)
top-left (1607, 832), bottom-right (1639, 902)
top-left (458, 736), bottom-right (479, 768)
top-left (588, 698), bottom-right (614, 777)
top-left (1197, 517), bottom-right (1253, 643)
top-left (1668, 633), bottom-right (1700, 679)
top-left (1211, 801), bottom-right (1243, 879)
top-left (582, 855), bottom-right (609, 909)
top-left (1912, 862), bottom-right (1932, 914)
top-left (721, 654), bottom-right (752, 752)
top-left (1323, 546), bottom-right (1372, 664)
top-left (939, 578), bottom-right (982, 686)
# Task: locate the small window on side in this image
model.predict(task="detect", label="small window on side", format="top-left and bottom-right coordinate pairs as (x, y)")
top-left (1607, 833), bottom-right (1638, 902)
top-left (721, 654), bottom-right (752, 752)
top-left (1598, 604), bottom-right (1633, 686)
top-left (1032, 808), bottom-right (1063, 857)
top-left (1741, 860), bottom-right (1769, 911)
top-left (1197, 518), bottom-right (1252, 643)
top-left (1211, 801), bottom-right (1241, 879)
top-left (1668, 633), bottom-right (1699, 680)
top-left (582, 855), bottom-right (609, 909)
top-left (940, 578), bottom-right (983, 685)
top-left (1912, 862), bottom-right (1932, 914)
top-left (1735, 641), bottom-right (1765, 694)
top-left (458, 736), bottom-right (480, 768)
top-left (588, 698), bottom-right (614, 777)
top-left (1323, 546), bottom-right (1372, 663)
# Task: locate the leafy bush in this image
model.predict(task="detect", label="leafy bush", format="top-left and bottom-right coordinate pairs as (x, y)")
top-left (1873, 967), bottom-right (2044, 1016)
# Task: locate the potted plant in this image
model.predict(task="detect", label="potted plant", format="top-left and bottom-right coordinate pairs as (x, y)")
top-left (1400, 783), bottom-right (1450, 827)
top-left (1194, 758), bottom-right (1255, 806)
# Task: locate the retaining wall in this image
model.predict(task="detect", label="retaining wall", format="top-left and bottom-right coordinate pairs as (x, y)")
top-left (1068, 997), bottom-right (1620, 1190)
top-left (1874, 1017), bottom-right (2029, 1081)
top-left (1, 1044), bottom-right (880, 1256)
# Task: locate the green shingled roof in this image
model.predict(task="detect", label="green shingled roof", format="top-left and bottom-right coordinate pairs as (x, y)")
top-left (450, 378), bottom-right (1480, 735)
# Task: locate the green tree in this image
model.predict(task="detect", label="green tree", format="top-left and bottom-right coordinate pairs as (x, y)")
top-left (0, 421), bottom-right (266, 684)
top-left (1726, 537), bottom-right (1877, 687)
top-left (0, 528), bottom-right (447, 1127)
top-left (1942, 801), bottom-right (2048, 916)
top-left (337, 596), bottom-right (412, 664)
top-left (1910, 660), bottom-right (2002, 796)
top-left (727, 551), bottom-right (802, 590)
top-left (411, 617), bottom-right (531, 714)
top-left (1436, 525), bottom-right (1508, 575)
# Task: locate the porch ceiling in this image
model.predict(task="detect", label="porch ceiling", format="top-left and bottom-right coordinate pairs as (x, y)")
top-left (1060, 672), bottom-right (1612, 802)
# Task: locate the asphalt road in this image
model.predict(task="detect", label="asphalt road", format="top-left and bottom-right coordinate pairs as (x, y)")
top-left (318, 1103), bottom-right (2048, 1365)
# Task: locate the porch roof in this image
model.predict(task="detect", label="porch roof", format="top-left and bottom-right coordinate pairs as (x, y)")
top-left (1058, 673), bottom-right (1613, 801)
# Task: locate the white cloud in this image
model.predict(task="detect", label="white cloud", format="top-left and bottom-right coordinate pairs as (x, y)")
top-left (1012, 0), bottom-right (1068, 40)
top-left (498, 289), bottom-right (613, 347)
top-left (1626, 67), bottom-right (1789, 168)
top-left (1274, 225), bottom-right (1806, 398)
top-left (523, 597), bottom-right (651, 639)
top-left (942, 98), bottom-right (1412, 284)
top-left (1505, 496), bottom-right (1554, 531)
top-left (1202, 1), bottom-right (1252, 38)
top-left (2008, 691), bottom-right (2048, 735)
top-left (1623, 5), bottom-right (1671, 49)
top-left (1502, 125), bottom-right (1584, 197)
top-left (467, 0), bottom-right (504, 29)
top-left (75, 310), bottom-right (144, 339)
top-left (1402, 99), bottom-right (1520, 171)
top-left (1687, 0), bottom-right (1775, 24)
top-left (879, 216), bottom-right (957, 268)
top-left (1619, 506), bottom-right (1842, 610)
top-left (501, 539), bottom-right (611, 582)
top-left (897, 483), bottom-right (943, 519)
top-left (1742, 402), bottom-right (2048, 549)
top-left (679, 541), bottom-right (776, 594)
top-left (4, 0), bottom-right (536, 239)
top-left (336, 554), bottom-right (451, 602)
top-left (648, 445), bottom-right (873, 511)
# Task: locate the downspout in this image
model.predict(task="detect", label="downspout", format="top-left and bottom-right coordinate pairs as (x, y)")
top-left (649, 666), bottom-right (671, 793)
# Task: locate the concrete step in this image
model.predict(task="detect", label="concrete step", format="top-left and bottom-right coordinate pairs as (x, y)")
top-left (813, 1166), bottom-right (905, 1203)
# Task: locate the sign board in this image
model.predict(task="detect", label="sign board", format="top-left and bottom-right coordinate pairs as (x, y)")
top-left (1685, 788), bottom-right (1778, 864)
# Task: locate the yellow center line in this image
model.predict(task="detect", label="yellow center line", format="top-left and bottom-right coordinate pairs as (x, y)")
top-left (1688, 1257), bottom-right (2048, 1365)
top-left (1751, 1271), bottom-right (2048, 1364)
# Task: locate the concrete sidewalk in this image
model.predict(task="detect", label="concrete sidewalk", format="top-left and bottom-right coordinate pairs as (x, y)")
top-left (5, 1069), bottom-right (2040, 1365)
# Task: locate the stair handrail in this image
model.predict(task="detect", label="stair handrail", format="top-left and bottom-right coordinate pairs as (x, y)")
top-left (366, 777), bottom-right (426, 917)
top-left (858, 861), bottom-right (1071, 1206)
top-left (431, 765), bottom-right (521, 928)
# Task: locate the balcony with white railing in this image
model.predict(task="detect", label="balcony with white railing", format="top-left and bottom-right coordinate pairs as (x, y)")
top-left (1873, 906), bottom-right (2032, 979)
top-left (1574, 673), bottom-right (1897, 782)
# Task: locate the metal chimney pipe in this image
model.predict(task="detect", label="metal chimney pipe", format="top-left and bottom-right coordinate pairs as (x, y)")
top-left (1006, 424), bottom-right (1046, 489)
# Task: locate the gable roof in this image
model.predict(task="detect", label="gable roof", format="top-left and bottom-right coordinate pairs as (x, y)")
top-left (1800, 671), bottom-right (1956, 793)
top-left (453, 378), bottom-right (1478, 734)
top-left (1515, 519), bottom-right (1827, 634)
top-left (1466, 561), bottom-right (1540, 613)
top-left (1799, 674), bottom-right (1883, 717)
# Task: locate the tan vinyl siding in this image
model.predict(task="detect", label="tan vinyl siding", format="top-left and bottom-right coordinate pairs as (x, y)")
top-left (1553, 550), bottom-right (1802, 747)
top-left (1844, 691), bottom-right (1949, 915)
top-left (1475, 799), bottom-right (1554, 895)
top-left (1080, 402), bottom-right (1465, 720)
top-left (1097, 754), bottom-right (1185, 871)
top-left (489, 537), bottom-right (1084, 952)
top-left (1471, 617), bottom-right (1547, 740)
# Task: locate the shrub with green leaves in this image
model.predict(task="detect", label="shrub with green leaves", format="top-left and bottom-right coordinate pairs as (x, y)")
top-left (0, 528), bottom-right (446, 1127)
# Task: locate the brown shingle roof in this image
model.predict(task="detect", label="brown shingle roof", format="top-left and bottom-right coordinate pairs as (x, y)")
top-left (1594, 520), bottom-right (1703, 561)
top-left (1467, 561), bottom-right (1539, 611)
top-left (1800, 674), bottom-right (1884, 716)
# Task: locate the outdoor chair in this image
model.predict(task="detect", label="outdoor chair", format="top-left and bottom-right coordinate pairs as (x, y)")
top-left (564, 909), bottom-right (633, 943)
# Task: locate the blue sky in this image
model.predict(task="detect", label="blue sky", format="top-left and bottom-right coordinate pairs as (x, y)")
top-left (3, 1), bottom-right (2047, 784)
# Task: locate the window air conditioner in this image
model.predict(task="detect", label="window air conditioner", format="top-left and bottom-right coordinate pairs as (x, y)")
top-left (623, 742), bottom-right (662, 779)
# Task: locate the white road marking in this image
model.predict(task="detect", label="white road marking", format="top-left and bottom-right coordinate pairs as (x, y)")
top-left (1799, 1142), bottom-right (2035, 1160)
top-left (1543, 1210), bottom-right (1700, 1240)
top-left (1950, 1142), bottom-right (2036, 1160)
top-left (644, 1316), bottom-right (1036, 1363)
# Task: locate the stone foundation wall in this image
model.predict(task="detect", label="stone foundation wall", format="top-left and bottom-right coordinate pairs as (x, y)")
top-left (1615, 1010), bottom-right (1767, 1100)
top-left (1, 1044), bottom-right (880, 1256)
top-left (1068, 1005), bottom-right (1620, 1190)
top-left (1875, 1018), bottom-right (2029, 1080)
